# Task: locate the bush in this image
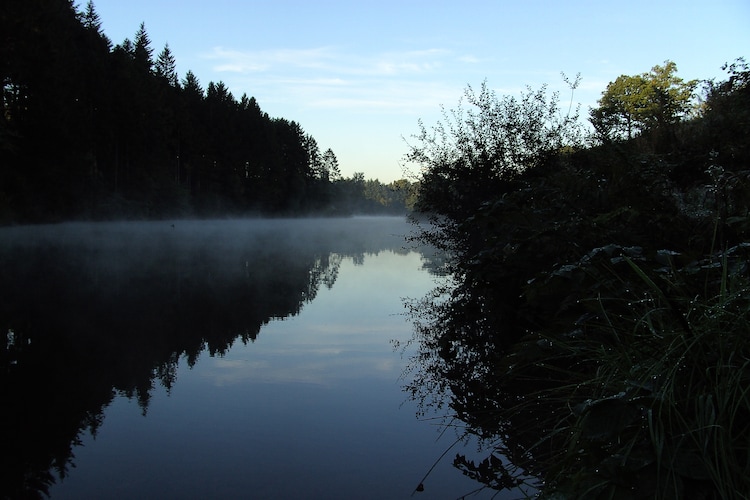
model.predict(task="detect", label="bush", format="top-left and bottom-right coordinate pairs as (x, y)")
top-left (402, 62), bottom-right (750, 498)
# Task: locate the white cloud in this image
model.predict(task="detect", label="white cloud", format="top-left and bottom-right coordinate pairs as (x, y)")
top-left (204, 45), bottom-right (455, 78)
top-left (458, 54), bottom-right (481, 64)
top-left (203, 44), bottom-right (469, 116)
top-left (203, 46), bottom-right (338, 73)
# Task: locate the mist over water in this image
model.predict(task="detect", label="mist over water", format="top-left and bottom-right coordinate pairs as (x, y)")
top-left (1, 216), bottom-right (415, 265)
top-left (1, 216), bottom-right (502, 499)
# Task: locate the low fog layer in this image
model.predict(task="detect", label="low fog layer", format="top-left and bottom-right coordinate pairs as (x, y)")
top-left (0, 216), bottom-right (421, 267)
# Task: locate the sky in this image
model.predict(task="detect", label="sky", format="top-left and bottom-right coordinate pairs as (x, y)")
top-left (81, 0), bottom-right (749, 182)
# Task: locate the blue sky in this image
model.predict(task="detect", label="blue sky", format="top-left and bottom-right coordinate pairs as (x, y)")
top-left (82, 0), bottom-right (749, 182)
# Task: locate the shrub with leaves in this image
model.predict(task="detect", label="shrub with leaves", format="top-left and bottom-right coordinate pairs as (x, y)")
top-left (402, 61), bottom-right (750, 498)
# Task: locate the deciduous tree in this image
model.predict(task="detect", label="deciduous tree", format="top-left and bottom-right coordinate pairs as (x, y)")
top-left (591, 61), bottom-right (698, 140)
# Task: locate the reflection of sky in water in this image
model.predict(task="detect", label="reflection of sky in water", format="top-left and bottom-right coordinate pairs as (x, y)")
top-left (199, 250), bottom-right (431, 387)
top-left (49, 249), bottom-right (514, 499)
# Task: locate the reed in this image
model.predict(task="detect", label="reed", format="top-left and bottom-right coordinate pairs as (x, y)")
top-left (512, 246), bottom-right (750, 498)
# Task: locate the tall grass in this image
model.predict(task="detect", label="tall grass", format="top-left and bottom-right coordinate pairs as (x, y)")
top-left (403, 228), bottom-right (749, 497)
top-left (507, 245), bottom-right (750, 498)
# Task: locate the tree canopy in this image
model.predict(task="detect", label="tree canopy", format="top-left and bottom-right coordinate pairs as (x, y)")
top-left (591, 60), bottom-right (699, 141)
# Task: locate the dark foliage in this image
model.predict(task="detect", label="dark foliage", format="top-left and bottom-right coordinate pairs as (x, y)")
top-left (0, 0), bottom-right (414, 223)
top-left (403, 60), bottom-right (750, 498)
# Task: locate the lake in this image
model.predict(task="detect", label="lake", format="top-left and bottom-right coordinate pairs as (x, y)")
top-left (1, 217), bottom-right (515, 499)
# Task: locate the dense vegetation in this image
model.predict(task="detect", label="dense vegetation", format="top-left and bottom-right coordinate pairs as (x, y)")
top-left (402, 59), bottom-right (750, 498)
top-left (1, 1), bottom-right (417, 224)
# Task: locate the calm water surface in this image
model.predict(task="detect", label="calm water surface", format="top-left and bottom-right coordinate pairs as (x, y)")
top-left (1, 217), bottom-right (511, 499)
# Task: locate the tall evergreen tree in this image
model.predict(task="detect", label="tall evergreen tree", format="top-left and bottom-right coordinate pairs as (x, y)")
top-left (181, 70), bottom-right (203, 98)
top-left (304, 134), bottom-right (323, 180)
top-left (133, 22), bottom-right (153, 73)
top-left (155, 43), bottom-right (178, 87)
top-left (81, 0), bottom-right (102, 34)
top-left (322, 148), bottom-right (341, 181)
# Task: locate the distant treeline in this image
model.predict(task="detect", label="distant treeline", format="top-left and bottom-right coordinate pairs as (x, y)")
top-left (0, 1), bottom-right (418, 224)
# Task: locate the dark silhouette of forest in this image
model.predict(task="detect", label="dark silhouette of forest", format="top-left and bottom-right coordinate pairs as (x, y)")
top-left (1, 1), bottom-right (417, 224)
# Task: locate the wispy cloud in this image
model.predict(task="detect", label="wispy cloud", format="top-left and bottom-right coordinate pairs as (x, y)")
top-left (369, 48), bottom-right (449, 75)
top-left (204, 46), bottom-right (338, 72)
top-left (202, 45), bottom-right (471, 114)
top-left (305, 81), bottom-right (463, 113)
top-left (203, 45), bottom-right (456, 77)
top-left (457, 54), bottom-right (482, 64)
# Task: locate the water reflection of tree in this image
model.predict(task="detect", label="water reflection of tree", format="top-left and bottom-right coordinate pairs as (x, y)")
top-left (0, 218), bottom-right (423, 499)
top-left (401, 273), bottom-right (545, 496)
